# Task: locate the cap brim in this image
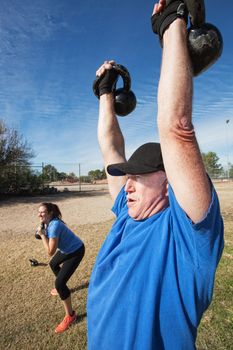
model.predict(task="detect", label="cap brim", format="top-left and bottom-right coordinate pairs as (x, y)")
top-left (107, 162), bottom-right (164, 176)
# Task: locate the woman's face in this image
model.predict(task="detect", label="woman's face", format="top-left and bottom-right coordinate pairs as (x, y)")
top-left (38, 205), bottom-right (52, 225)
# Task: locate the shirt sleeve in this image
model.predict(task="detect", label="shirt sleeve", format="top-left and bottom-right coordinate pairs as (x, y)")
top-left (47, 220), bottom-right (61, 239)
top-left (168, 182), bottom-right (224, 267)
top-left (112, 186), bottom-right (127, 217)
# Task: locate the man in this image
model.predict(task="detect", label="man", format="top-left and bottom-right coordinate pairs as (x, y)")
top-left (87, 1), bottom-right (224, 349)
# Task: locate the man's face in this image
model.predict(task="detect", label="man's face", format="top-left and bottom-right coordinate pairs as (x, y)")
top-left (125, 171), bottom-right (168, 220)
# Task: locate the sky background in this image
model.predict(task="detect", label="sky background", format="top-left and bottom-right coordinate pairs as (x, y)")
top-left (0, 0), bottom-right (232, 175)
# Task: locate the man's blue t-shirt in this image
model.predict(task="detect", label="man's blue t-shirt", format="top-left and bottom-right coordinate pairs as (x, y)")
top-left (47, 219), bottom-right (83, 254)
top-left (87, 184), bottom-right (224, 350)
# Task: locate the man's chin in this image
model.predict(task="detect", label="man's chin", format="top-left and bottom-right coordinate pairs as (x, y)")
top-left (128, 207), bottom-right (151, 221)
top-left (128, 209), bottom-right (141, 221)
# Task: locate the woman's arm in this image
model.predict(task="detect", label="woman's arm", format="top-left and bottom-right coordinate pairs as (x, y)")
top-left (37, 225), bottom-right (58, 256)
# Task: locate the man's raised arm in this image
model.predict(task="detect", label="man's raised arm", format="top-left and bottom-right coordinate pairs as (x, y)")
top-left (153, 1), bottom-right (211, 223)
top-left (96, 61), bottom-right (126, 200)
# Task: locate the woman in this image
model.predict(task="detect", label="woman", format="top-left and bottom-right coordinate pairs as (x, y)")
top-left (37, 202), bottom-right (85, 333)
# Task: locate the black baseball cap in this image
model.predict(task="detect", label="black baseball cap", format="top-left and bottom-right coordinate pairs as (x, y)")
top-left (107, 142), bottom-right (165, 176)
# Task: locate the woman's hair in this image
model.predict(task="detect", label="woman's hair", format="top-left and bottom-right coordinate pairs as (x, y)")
top-left (40, 202), bottom-right (63, 221)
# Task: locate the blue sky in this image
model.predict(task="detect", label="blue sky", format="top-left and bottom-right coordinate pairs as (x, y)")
top-left (0, 0), bottom-right (232, 175)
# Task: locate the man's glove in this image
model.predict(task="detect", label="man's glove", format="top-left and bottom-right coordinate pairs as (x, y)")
top-left (151, 0), bottom-right (205, 40)
top-left (96, 68), bottom-right (119, 97)
top-left (151, 1), bottom-right (188, 40)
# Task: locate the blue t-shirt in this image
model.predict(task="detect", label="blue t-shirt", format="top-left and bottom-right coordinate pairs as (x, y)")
top-left (87, 184), bottom-right (224, 350)
top-left (47, 219), bottom-right (83, 254)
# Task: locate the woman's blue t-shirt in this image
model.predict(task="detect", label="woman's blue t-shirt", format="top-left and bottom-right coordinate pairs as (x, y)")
top-left (87, 184), bottom-right (224, 350)
top-left (46, 219), bottom-right (83, 254)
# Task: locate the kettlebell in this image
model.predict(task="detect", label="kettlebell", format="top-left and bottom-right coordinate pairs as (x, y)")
top-left (188, 23), bottom-right (223, 76)
top-left (35, 231), bottom-right (41, 240)
top-left (93, 64), bottom-right (137, 116)
top-left (29, 258), bottom-right (39, 266)
top-left (35, 223), bottom-right (45, 240)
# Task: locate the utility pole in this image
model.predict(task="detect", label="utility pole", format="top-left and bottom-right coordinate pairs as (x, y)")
top-left (78, 163), bottom-right (81, 191)
top-left (225, 120), bottom-right (230, 179)
top-left (42, 162), bottom-right (44, 190)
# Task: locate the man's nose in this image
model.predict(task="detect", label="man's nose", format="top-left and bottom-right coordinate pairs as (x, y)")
top-left (125, 177), bottom-right (135, 192)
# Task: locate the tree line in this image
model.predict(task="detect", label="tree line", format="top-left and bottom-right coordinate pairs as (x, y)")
top-left (41, 164), bottom-right (106, 183)
top-left (0, 119), bottom-right (232, 195)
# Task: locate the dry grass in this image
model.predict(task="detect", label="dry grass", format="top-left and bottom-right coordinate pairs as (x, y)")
top-left (0, 219), bottom-right (114, 350)
top-left (0, 182), bottom-right (232, 349)
top-left (196, 181), bottom-right (233, 350)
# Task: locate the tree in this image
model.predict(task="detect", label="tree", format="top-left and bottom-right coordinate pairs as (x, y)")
top-left (201, 151), bottom-right (223, 178)
top-left (88, 168), bottom-right (106, 182)
top-left (102, 167), bottom-right (107, 179)
top-left (80, 175), bottom-right (91, 183)
top-left (67, 172), bottom-right (78, 182)
top-left (228, 163), bottom-right (233, 179)
top-left (43, 164), bottom-right (59, 182)
top-left (57, 172), bottom-right (68, 181)
top-left (0, 119), bottom-right (34, 166)
top-left (0, 119), bottom-right (38, 193)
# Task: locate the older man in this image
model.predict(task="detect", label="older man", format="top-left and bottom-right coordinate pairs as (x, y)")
top-left (87, 1), bottom-right (224, 349)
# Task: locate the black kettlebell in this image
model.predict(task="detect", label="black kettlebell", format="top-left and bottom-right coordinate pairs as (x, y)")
top-left (188, 23), bottom-right (223, 76)
top-left (93, 64), bottom-right (137, 117)
top-left (35, 232), bottom-right (41, 240)
top-left (29, 258), bottom-right (39, 267)
top-left (35, 223), bottom-right (45, 240)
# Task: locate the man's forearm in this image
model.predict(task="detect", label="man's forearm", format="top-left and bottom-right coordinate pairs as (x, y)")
top-left (158, 18), bottom-right (193, 133)
top-left (98, 94), bottom-right (125, 163)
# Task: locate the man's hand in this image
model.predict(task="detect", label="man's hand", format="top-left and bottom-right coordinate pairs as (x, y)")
top-left (96, 60), bottom-right (116, 77)
top-left (152, 0), bottom-right (166, 15)
top-left (95, 60), bottom-right (119, 97)
top-left (152, 0), bottom-right (205, 26)
top-left (151, 0), bottom-right (187, 40)
top-left (151, 0), bottom-right (205, 41)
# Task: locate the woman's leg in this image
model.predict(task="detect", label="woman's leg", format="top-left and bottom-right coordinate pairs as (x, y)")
top-left (49, 250), bottom-right (64, 276)
top-left (55, 245), bottom-right (85, 313)
top-left (54, 245), bottom-right (85, 333)
top-left (63, 295), bottom-right (73, 316)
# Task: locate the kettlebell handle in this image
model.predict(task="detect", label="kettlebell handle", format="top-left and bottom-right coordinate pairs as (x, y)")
top-left (93, 64), bottom-right (131, 98)
top-left (93, 63), bottom-right (137, 117)
top-left (111, 64), bottom-right (131, 92)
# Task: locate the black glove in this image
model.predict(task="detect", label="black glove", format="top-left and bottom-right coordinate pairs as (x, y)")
top-left (151, 0), bottom-right (206, 41)
top-left (97, 68), bottom-right (119, 97)
top-left (151, 0), bottom-right (187, 40)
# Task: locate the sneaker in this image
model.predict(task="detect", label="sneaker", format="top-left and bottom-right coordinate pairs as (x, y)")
top-left (55, 312), bottom-right (77, 333)
top-left (50, 288), bottom-right (58, 296)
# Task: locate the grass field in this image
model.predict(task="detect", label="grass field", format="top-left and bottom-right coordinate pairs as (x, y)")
top-left (0, 182), bottom-right (232, 350)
